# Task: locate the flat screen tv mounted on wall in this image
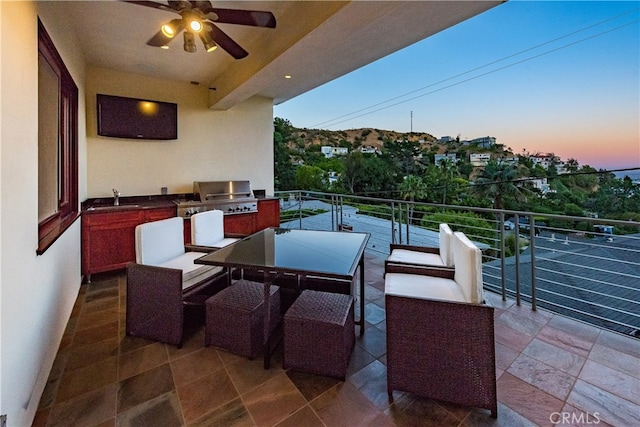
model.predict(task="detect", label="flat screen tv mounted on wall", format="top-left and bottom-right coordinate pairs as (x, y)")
top-left (97, 94), bottom-right (178, 140)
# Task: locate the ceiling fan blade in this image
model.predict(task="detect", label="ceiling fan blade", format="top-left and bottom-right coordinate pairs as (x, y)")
top-left (121, 0), bottom-right (180, 14)
top-left (206, 8), bottom-right (276, 28)
top-left (206, 23), bottom-right (248, 59)
top-left (146, 29), bottom-right (174, 47)
top-left (167, 0), bottom-right (191, 12)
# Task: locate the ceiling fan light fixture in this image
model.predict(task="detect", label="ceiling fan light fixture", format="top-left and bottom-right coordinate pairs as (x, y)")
top-left (161, 19), bottom-right (183, 38)
top-left (183, 31), bottom-right (197, 53)
top-left (189, 19), bottom-right (203, 32)
top-left (184, 12), bottom-right (203, 33)
top-left (199, 28), bottom-right (217, 53)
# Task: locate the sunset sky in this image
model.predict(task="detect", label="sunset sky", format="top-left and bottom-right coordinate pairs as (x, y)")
top-left (274, 1), bottom-right (639, 172)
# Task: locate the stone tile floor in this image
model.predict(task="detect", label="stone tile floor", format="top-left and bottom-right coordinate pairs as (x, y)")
top-left (33, 254), bottom-right (639, 426)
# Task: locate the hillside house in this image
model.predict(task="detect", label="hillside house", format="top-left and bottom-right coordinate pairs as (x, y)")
top-left (470, 153), bottom-right (492, 166)
top-left (321, 146), bottom-right (349, 158)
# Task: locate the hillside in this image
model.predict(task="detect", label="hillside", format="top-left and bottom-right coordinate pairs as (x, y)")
top-left (290, 127), bottom-right (439, 151)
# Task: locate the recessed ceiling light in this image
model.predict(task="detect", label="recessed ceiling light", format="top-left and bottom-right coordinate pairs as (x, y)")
top-left (284, 75), bottom-right (292, 79)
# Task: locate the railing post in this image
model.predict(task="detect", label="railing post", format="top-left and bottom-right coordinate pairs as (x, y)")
top-left (331, 194), bottom-right (336, 231)
top-left (529, 214), bottom-right (537, 311)
top-left (339, 195), bottom-right (344, 230)
top-left (297, 191), bottom-right (302, 229)
top-left (391, 201), bottom-right (396, 244)
top-left (500, 211), bottom-right (507, 301)
top-left (514, 213), bottom-right (521, 306)
top-left (406, 202), bottom-right (411, 244)
top-left (398, 204), bottom-right (403, 244)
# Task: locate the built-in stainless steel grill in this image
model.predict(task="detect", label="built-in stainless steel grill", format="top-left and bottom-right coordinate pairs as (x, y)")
top-left (176, 180), bottom-right (258, 217)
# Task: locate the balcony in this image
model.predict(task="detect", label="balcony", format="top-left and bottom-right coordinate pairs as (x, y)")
top-left (34, 192), bottom-right (639, 426)
top-left (278, 190), bottom-right (640, 338)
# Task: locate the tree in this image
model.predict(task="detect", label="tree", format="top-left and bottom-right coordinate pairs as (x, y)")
top-left (383, 138), bottom-right (423, 177)
top-left (356, 155), bottom-right (395, 195)
top-left (342, 151), bottom-right (364, 194)
top-left (296, 165), bottom-right (327, 191)
top-left (273, 117), bottom-right (297, 190)
top-left (565, 158), bottom-right (580, 173)
top-left (398, 175), bottom-right (427, 225)
top-left (437, 158), bottom-right (459, 204)
top-left (472, 160), bottom-right (528, 210)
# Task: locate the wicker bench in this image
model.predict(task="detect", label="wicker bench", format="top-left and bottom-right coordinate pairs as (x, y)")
top-left (284, 290), bottom-right (355, 380)
top-left (205, 280), bottom-right (281, 359)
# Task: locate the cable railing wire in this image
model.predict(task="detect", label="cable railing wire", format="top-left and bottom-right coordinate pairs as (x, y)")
top-left (275, 190), bottom-right (640, 337)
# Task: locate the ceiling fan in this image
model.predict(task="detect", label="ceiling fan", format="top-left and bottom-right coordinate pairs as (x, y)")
top-left (123, 1), bottom-right (276, 59)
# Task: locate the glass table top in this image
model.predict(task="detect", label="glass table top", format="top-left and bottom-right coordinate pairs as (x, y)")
top-left (196, 228), bottom-right (370, 278)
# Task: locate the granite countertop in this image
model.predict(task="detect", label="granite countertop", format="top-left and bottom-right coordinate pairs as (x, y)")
top-left (82, 193), bottom-right (192, 213)
top-left (82, 193), bottom-right (278, 213)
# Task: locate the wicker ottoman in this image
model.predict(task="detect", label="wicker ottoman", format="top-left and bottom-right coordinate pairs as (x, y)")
top-left (205, 280), bottom-right (281, 359)
top-left (284, 290), bottom-right (355, 379)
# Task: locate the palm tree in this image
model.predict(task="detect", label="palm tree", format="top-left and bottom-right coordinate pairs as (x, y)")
top-left (473, 160), bottom-right (527, 210)
top-left (438, 158), bottom-right (458, 204)
top-left (398, 175), bottom-right (427, 225)
top-left (566, 158), bottom-right (580, 173)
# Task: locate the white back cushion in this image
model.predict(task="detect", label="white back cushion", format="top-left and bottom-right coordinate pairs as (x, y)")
top-left (452, 232), bottom-right (484, 304)
top-left (135, 217), bottom-right (185, 266)
top-left (439, 223), bottom-right (454, 267)
top-left (191, 210), bottom-right (224, 246)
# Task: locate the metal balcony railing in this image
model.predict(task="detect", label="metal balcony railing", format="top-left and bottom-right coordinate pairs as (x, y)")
top-left (275, 190), bottom-right (640, 339)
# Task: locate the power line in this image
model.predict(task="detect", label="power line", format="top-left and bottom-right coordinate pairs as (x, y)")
top-left (311, 9), bottom-right (639, 129)
top-left (349, 166), bottom-right (640, 197)
top-left (469, 167), bottom-right (640, 189)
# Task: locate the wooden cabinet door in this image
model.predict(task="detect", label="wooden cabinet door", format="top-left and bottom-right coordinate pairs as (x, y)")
top-left (143, 206), bottom-right (176, 222)
top-left (82, 210), bottom-right (141, 275)
top-left (224, 213), bottom-right (256, 235)
top-left (82, 206), bottom-right (177, 277)
top-left (256, 199), bottom-right (280, 231)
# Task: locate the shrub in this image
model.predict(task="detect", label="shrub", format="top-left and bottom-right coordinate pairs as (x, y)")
top-left (421, 210), bottom-right (494, 245)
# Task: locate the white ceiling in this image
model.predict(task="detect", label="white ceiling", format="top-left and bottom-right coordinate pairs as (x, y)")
top-left (63, 1), bottom-right (503, 109)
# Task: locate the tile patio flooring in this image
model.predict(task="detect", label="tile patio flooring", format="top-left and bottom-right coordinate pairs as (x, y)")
top-left (33, 254), bottom-right (639, 426)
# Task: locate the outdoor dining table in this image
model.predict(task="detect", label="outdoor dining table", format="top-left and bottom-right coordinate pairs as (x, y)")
top-left (195, 227), bottom-right (370, 368)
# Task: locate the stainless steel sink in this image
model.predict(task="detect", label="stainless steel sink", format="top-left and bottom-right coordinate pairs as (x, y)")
top-left (86, 204), bottom-right (140, 211)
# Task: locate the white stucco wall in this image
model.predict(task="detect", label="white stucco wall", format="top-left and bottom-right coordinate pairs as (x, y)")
top-left (86, 67), bottom-right (275, 198)
top-left (1, 2), bottom-right (86, 425)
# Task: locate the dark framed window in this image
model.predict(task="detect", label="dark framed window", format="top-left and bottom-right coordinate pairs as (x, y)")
top-left (37, 19), bottom-right (79, 254)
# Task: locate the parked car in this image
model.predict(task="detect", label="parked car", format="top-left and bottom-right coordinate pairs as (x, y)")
top-left (504, 217), bottom-right (544, 236)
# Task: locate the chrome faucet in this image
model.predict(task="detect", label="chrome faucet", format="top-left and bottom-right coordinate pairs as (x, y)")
top-left (112, 189), bottom-right (120, 206)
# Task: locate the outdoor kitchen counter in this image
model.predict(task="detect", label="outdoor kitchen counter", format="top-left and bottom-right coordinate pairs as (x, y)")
top-left (81, 193), bottom-right (192, 212)
top-left (81, 196), bottom-right (184, 281)
top-left (80, 195), bottom-right (280, 282)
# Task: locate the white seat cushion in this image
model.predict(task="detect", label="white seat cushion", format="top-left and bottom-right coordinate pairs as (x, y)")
top-left (158, 251), bottom-right (210, 281)
top-left (385, 272), bottom-right (466, 303)
top-left (182, 264), bottom-right (224, 291)
top-left (209, 237), bottom-right (240, 248)
top-left (387, 250), bottom-right (445, 267)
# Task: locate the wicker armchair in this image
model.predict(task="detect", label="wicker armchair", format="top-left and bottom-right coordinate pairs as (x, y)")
top-left (384, 232), bottom-right (497, 418)
top-left (385, 223), bottom-right (454, 271)
top-left (126, 217), bottom-right (227, 347)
